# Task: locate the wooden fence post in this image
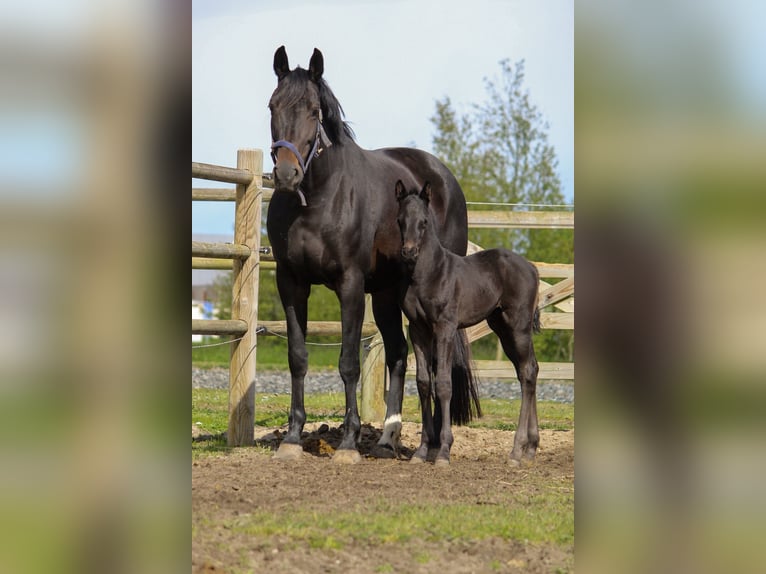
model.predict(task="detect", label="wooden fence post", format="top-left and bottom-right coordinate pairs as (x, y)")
top-left (360, 295), bottom-right (386, 423)
top-left (228, 149), bottom-right (263, 446)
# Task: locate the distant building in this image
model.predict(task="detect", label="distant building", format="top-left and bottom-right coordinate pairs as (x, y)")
top-left (192, 233), bottom-right (232, 341)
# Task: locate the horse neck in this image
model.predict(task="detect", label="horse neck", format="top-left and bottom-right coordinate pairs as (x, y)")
top-left (302, 138), bottom-right (361, 196)
top-left (412, 225), bottom-right (448, 283)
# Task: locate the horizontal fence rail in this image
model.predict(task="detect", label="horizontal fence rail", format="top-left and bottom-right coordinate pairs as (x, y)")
top-left (467, 210), bottom-right (574, 229)
top-left (191, 241), bottom-right (251, 259)
top-left (191, 320), bottom-right (379, 338)
top-left (192, 162), bottom-right (254, 185)
top-left (256, 321), bottom-right (379, 338)
top-left (192, 255), bottom-right (570, 277)
top-left (192, 186), bottom-right (274, 202)
top-left (405, 357), bottom-right (574, 380)
top-left (192, 319), bottom-right (248, 336)
top-left (192, 187), bottom-right (237, 201)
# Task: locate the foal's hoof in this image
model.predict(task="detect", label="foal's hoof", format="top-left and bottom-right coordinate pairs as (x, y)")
top-left (409, 455), bottom-right (426, 465)
top-left (370, 443), bottom-right (397, 459)
top-left (273, 442), bottom-right (303, 461)
top-left (508, 453), bottom-right (534, 467)
top-left (434, 458), bottom-right (451, 468)
top-left (332, 449), bottom-right (362, 465)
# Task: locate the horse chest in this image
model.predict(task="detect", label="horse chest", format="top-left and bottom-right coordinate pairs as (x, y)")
top-left (402, 286), bottom-right (447, 324)
top-left (279, 227), bottom-right (335, 277)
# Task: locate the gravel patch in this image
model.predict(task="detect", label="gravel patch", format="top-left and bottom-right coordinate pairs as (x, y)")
top-left (193, 367), bottom-right (573, 403)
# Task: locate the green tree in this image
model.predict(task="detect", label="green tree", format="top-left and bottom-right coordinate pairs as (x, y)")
top-left (431, 59), bottom-right (574, 363)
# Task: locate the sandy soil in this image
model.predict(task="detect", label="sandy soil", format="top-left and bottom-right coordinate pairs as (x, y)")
top-left (192, 422), bottom-right (574, 573)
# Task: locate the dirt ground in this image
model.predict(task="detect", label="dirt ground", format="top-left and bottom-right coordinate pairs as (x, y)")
top-left (192, 422), bottom-right (574, 573)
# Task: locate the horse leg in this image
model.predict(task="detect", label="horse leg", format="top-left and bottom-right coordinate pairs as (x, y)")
top-left (488, 309), bottom-right (539, 464)
top-left (370, 289), bottom-right (409, 458)
top-left (409, 324), bottom-right (435, 463)
top-left (333, 272), bottom-right (366, 464)
top-left (433, 324), bottom-right (457, 466)
top-left (273, 269), bottom-right (310, 460)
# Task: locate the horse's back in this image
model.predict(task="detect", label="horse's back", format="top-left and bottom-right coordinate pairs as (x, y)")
top-left (464, 248), bottom-right (539, 302)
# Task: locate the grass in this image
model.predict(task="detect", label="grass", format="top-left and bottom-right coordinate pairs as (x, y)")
top-left (191, 387), bottom-right (574, 456)
top-left (227, 496), bottom-right (573, 547)
top-left (193, 337), bottom-right (344, 370)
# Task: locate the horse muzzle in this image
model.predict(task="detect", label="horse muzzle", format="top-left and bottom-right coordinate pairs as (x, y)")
top-left (273, 161), bottom-right (304, 192)
top-left (401, 246), bottom-right (419, 263)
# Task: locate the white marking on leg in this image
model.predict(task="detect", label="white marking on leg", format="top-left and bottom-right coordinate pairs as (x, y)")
top-left (384, 414), bottom-right (401, 427)
top-left (378, 414), bottom-right (402, 446)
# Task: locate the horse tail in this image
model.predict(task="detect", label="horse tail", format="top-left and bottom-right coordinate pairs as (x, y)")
top-left (448, 329), bottom-right (482, 425)
top-left (533, 291), bottom-right (542, 334)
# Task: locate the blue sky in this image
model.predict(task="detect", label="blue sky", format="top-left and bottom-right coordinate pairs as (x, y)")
top-left (193, 0), bottom-right (573, 234)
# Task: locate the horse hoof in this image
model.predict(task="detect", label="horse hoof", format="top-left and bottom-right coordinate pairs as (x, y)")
top-left (409, 455), bottom-right (426, 464)
top-left (273, 442), bottom-right (303, 461)
top-left (434, 458), bottom-right (450, 468)
top-left (370, 443), bottom-right (397, 459)
top-left (332, 449), bottom-right (362, 465)
top-left (508, 455), bottom-right (533, 467)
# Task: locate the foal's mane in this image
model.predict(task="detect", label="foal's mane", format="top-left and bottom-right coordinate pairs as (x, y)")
top-left (275, 67), bottom-right (356, 146)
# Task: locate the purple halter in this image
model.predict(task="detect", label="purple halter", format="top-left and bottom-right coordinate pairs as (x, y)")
top-left (270, 112), bottom-right (331, 206)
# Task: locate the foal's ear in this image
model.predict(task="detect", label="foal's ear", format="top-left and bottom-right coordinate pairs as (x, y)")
top-left (309, 48), bottom-right (324, 82)
top-left (420, 181), bottom-right (432, 205)
top-left (274, 45), bottom-right (290, 80)
top-left (394, 180), bottom-right (406, 201)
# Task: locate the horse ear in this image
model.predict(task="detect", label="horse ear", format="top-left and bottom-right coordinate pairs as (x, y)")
top-left (395, 180), bottom-right (406, 201)
top-left (274, 45), bottom-right (290, 80)
top-left (309, 48), bottom-right (324, 82)
top-left (420, 181), bottom-right (432, 205)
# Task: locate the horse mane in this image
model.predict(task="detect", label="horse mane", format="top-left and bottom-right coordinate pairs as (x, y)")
top-left (316, 75), bottom-right (356, 145)
top-left (275, 67), bottom-right (355, 146)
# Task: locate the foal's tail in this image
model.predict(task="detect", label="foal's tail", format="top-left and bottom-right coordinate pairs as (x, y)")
top-left (447, 329), bottom-right (482, 425)
top-left (533, 290), bottom-right (542, 334)
top-left (531, 268), bottom-right (542, 334)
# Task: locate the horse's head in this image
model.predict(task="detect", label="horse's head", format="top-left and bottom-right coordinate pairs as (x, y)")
top-left (269, 46), bottom-right (333, 196)
top-left (395, 180), bottom-right (433, 264)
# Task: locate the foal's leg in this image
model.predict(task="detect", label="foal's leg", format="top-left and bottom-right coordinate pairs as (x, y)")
top-left (488, 309), bottom-right (540, 463)
top-left (333, 271), bottom-right (367, 464)
top-left (409, 324), bottom-right (435, 463)
top-left (273, 269), bottom-right (310, 460)
top-left (370, 289), bottom-right (409, 458)
top-left (433, 324), bottom-right (457, 466)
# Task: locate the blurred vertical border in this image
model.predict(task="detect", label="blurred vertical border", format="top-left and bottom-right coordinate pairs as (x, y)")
top-left (0, 1), bottom-right (190, 573)
top-left (576, 0), bottom-right (766, 572)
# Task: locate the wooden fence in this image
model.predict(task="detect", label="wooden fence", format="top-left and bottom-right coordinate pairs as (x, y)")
top-left (192, 149), bottom-right (574, 446)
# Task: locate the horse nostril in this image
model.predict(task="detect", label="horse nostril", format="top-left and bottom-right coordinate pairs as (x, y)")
top-left (274, 163), bottom-right (303, 189)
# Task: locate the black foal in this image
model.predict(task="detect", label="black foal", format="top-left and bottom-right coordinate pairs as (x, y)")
top-left (395, 181), bottom-right (541, 465)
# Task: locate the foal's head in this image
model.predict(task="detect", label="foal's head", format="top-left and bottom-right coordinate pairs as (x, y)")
top-left (395, 180), bottom-right (433, 264)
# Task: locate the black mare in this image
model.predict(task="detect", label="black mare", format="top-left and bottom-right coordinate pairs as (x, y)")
top-left (266, 46), bottom-right (480, 463)
top-left (395, 181), bottom-right (541, 465)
